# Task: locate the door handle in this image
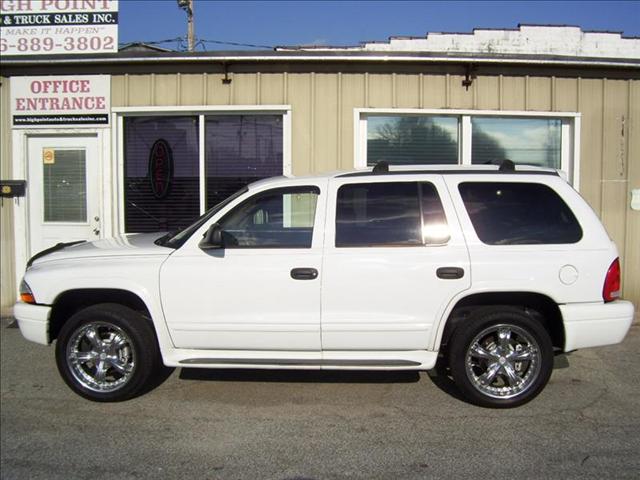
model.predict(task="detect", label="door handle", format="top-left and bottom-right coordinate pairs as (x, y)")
top-left (291, 268), bottom-right (318, 280)
top-left (436, 267), bottom-right (464, 280)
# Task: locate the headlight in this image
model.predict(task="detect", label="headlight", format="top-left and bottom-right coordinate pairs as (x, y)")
top-left (19, 279), bottom-right (36, 304)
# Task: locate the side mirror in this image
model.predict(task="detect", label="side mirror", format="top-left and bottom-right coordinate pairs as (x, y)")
top-left (199, 223), bottom-right (223, 250)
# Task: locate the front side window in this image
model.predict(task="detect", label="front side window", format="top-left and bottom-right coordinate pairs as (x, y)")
top-left (218, 187), bottom-right (320, 248)
top-left (459, 182), bottom-right (582, 245)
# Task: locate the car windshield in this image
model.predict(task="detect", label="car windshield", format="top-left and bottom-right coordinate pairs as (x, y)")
top-left (155, 187), bottom-right (248, 249)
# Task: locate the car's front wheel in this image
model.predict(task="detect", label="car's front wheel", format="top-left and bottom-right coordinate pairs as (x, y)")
top-left (448, 307), bottom-right (554, 408)
top-left (55, 303), bottom-right (163, 402)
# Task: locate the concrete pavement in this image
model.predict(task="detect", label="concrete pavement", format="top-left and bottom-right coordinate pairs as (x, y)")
top-left (2, 317), bottom-right (639, 479)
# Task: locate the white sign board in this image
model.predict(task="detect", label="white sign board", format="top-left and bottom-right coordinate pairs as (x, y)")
top-left (11, 75), bottom-right (111, 127)
top-left (0, 0), bottom-right (118, 56)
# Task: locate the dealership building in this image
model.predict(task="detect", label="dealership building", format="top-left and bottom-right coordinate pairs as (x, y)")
top-left (1, 25), bottom-right (639, 311)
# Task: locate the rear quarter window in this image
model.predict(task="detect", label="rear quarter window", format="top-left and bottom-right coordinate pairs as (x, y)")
top-left (458, 182), bottom-right (583, 245)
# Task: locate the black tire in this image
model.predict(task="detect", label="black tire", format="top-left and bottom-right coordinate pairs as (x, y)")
top-left (55, 303), bottom-right (163, 402)
top-left (448, 306), bottom-right (553, 408)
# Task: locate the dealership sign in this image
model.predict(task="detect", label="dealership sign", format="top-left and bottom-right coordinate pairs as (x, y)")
top-left (0, 0), bottom-right (118, 56)
top-left (11, 75), bottom-right (111, 127)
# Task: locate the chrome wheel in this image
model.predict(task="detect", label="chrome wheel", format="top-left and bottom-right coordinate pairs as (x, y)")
top-left (66, 321), bottom-right (136, 393)
top-left (464, 323), bottom-right (541, 400)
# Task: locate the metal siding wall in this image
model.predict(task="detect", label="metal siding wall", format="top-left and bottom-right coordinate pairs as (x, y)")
top-left (601, 79), bottom-right (630, 291)
top-left (475, 76), bottom-right (500, 110)
top-left (625, 80), bottom-right (640, 305)
top-left (127, 75), bottom-right (153, 106)
top-left (449, 75), bottom-right (474, 109)
top-left (422, 75), bottom-right (447, 108)
top-left (108, 71), bottom-right (639, 306)
top-left (0, 77), bottom-right (16, 311)
top-left (259, 74), bottom-right (285, 105)
top-left (579, 79), bottom-right (605, 214)
top-left (154, 74), bottom-right (178, 105)
top-left (555, 78), bottom-right (579, 111)
top-left (180, 74), bottom-right (204, 105)
top-left (288, 73), bottom-right (312, 175)
top-left (206, 74), bottom-right (231, 105)
top-left (231, 74), bottom-right (257, 104)
top-left (314, 74), bottom-right (339, 173)
top-left (501, 76), bottom-right (526, 110)
top-left (527, 77), bottom-right (552, 111)
top-left (339, 74), bottom-right (366, 170)
top-left (367, 74), bottom-right (393, 108)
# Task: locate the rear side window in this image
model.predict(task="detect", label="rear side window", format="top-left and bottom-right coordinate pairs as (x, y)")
top-left (459, 182), bottom-right (582, 245)
top-left (335, 182), bottom-right (449, 247)
top-left (336, 182), bottom-right (421, 247)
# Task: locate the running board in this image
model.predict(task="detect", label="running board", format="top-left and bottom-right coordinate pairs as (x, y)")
top-left (179, 358), bottom-right (420, 367)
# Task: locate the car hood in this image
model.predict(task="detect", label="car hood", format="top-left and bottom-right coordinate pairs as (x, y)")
top-left (29, 233), bottom-right (173, 266)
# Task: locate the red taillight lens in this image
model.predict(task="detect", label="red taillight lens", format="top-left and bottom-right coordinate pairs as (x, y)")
top-left (603, 258), bottom-right (621, 302)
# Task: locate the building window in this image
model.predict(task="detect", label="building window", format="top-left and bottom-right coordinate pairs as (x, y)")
top-left (367, 116), bottom-right (459, 165)
top-left (471, 117), bottom-right (562, 168)
top-left (358, 110), bottom-right (579, 184)
top-left (205, 115), bottom-right (282, 209)
top-left (121, 111), bottom-right (287, 233)
top-left (124, 116), bottom-right (200, 233)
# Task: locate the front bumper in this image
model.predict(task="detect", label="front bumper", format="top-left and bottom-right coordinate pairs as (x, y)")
top-left (561, 300), bottom-right (635, 351)
top-left (13, 302), bottom-right (52, 345)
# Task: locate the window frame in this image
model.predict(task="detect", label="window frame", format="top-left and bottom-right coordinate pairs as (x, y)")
top-left (113, 106), bottom-right (292, 235)
top-left (355, 108), bottom-right (581, 189)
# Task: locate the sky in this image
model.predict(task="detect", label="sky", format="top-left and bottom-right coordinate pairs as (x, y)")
top-left (118, 0), bottom-right (640, 51)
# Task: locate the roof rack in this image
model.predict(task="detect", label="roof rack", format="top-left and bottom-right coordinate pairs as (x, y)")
top-left (337, 160), bottom-right (559, 179)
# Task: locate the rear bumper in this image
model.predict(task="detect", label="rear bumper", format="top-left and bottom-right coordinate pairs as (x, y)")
top-left (561, 300), bottom-right (635, 351)
top-left (13, 302), bottom-right (51, 345)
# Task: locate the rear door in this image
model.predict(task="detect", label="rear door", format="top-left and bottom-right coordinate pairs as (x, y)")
top-left (320, 176), bottom-right (471, 351)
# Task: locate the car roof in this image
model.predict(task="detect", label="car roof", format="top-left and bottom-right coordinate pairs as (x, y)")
top-left (248, 162), bottom-right (561, 190)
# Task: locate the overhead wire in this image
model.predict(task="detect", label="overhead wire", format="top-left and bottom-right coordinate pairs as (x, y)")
top-left (119, 37), bottom-right (274, 51)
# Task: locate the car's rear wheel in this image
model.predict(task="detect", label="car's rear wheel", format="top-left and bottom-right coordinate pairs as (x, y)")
top-left (448, 307), bottom-right (553, 408)
top-left (55, 303), bottom-right (162, 402)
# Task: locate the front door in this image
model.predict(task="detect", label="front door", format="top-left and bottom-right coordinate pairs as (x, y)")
top-left (27, 136), bottom-right (101, 256)
top-left (160, 184), bottom-right (325, 351)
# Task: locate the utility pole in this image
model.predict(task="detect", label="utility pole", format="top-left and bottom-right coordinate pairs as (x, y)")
top-left (177, 0), bottom-right (195, 52)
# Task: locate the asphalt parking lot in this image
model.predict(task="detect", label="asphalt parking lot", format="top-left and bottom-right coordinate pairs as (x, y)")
top-left (1, 316), bottom-right (639, 480)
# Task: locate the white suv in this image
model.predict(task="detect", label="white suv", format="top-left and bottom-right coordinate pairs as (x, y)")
top-left (14, 163), bottom-right (635, 407)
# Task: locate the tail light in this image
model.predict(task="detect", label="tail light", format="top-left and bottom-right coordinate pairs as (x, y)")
top-left (603, 258), bottom-right (621, 302)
